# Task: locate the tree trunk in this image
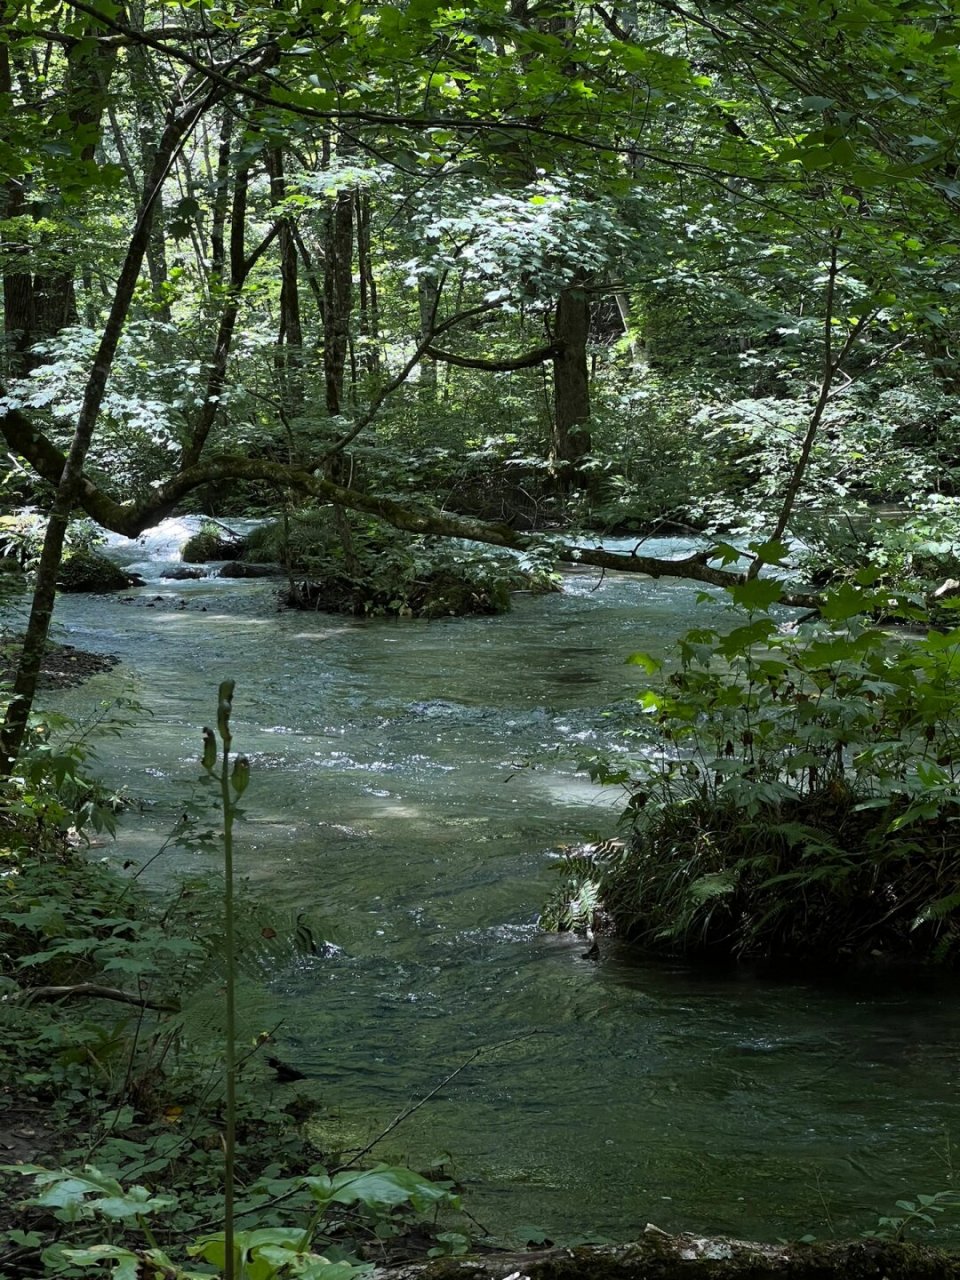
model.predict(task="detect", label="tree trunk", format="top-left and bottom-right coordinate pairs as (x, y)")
top-left (551, 282), bottom-right (592, 487)
top-left (323, 184), bottom-right (354, 417)
top-left (355, 189), bottom-right (380, 374)
top-left (125, 0), bottom-right (170, 318)
top-left (30, 26), bottom-right (116, 349)
top-left (322, 151), bottom-right (358, 572)
top-left (269, 147), bottom-right (304, 421)
top-left (209, 108), bottom-right (234, 284)
top-left (0, 91), bottom-right (213, 772)
top-left (1, 189), bottom-right (36, 378)
top-left (182, 158), bottom-right (282, 469)
top-left (417, 273), bottom-right (440, 406)
top-left (1, 11), bottom-right (37, 376)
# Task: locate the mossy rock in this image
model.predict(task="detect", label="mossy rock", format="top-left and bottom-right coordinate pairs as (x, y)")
top-left (286, 566), bottom-right (520, 618)
top-left (182, 525), bottom-right (246, 562)
top-left (56, 550), bottom-right (132, 593)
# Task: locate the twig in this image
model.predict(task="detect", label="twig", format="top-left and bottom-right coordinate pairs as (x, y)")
top-left (236, 1020), bottom-right (286, 1070)
top-left (16, 983), bottom-right (179, 1011)
top-left (334, 1031), bottom-right (545, 1172)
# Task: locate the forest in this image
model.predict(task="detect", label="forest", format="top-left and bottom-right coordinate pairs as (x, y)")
top-left (5, 0), bottom-right (960, 1276)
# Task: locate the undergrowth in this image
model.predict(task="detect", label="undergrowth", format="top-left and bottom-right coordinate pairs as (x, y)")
top-left (245, 509), bottom-right (558, 617)
top-left (546, 571), bottom-right (960, 969)
top-left (0, 687), bottom-right (469, 1279)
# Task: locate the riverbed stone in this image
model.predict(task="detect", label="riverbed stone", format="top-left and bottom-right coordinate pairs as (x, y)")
top-left (161, 566), bottom-right (205, 580)
top-left (218, 561), bottom-right (282, 577)
top-left (367, 1236), bottom-right (960, 1280)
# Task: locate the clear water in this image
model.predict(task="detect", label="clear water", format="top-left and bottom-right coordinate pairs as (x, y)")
top-left (22, 519), bottom-right (960, 1246)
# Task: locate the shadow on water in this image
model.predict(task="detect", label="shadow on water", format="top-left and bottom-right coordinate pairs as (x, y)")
top-left (28, 521), bottom-right (960, 1246)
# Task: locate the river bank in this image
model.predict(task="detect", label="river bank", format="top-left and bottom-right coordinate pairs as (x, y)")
top-left (0, 631), bottom-right (119, 689)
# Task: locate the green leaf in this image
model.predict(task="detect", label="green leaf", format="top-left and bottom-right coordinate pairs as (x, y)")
top-left (726, 578), bottom-right (783, 612)
top-left (687, 871), bottom-right (736, 902)
top-left (799, 95), bottom-right (835, 111)
top-left (820, 583), bottom-right (869, 621)
top-left (749, 538), bottom-right (790, 566)
top-left (717, 618), bottom-right (777, 657)
top-left (709, 541), bottom-right (744, 567)
top-left (325, 1165), bottom-right (459, 1214)
top-left (625, 650), bottom-right (661, 673)
top-left (913, 892), bottom-right (960, 927)
top-left (62, 1246), bottom-right (142, 1280)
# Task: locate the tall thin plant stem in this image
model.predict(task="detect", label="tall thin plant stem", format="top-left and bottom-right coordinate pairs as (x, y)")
top-left (204, 681), bottom-right (249, 1280)
top-left (748, 226), bottom-right (871, 579)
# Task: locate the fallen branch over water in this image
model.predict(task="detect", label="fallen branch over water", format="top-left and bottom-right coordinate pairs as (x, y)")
top-left (0, 404), bottom-right (820, 606)
top-left (370, 1232), bottom-right (960, 1280)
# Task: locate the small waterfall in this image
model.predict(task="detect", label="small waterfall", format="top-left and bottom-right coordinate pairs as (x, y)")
top-left (99, 516), bottom-right (261, 584)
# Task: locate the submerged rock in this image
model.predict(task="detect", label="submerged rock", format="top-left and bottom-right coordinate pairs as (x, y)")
top-left (161, 566), bottom-right (205, 580)
top-left (218, 561), bottom-right (282, 578)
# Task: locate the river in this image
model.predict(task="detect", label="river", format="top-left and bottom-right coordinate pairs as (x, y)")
top-left (22, 519), bottom-right (960, 1246)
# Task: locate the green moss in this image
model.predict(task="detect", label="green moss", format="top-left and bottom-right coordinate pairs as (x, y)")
top-left (56, 549), bottom-right (130, 593)
top-left (182, 524), bottom-right (246, 562)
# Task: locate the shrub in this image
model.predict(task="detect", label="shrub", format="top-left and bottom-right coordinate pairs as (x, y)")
top-left (0, 515), bottom-right (130, 593)
top-left (246, 509), bottom-right (557, 617)
top-left (554, 579), bottom-right (960, 970)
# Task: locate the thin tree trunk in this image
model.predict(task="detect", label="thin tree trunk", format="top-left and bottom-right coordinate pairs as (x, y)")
top-left (182, 160), bottom-right (281, 468)
top-left (209, 108), bottom-right (234, 285)
top-left (269, 147), bottom-right (304, 420)
top-left (551, 281), bottom-right (592, 487)
top-left (1, 9), bottom-right (38, 376)
top-left (0, 88), bottom-right (219, 773)
top-left (323, 186), bottom-right (354, 416)
top-left (355, 189), bottom-right (380, 373)
top-left (417, 273), bottom-right (440, 406)
top-left (322, 155), bottom-right (357, 571)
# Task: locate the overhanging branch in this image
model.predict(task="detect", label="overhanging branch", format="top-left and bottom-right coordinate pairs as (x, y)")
top-left (424, 343), bottom-right (561, 371)
top-left (0, 404), bottom-right (822, 607)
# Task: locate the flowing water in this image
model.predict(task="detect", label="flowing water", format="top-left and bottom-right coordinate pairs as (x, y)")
top-left (21, 519), bottom-right (960, 1246)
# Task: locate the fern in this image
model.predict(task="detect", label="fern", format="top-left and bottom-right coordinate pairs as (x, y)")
top-left (913, 892), bottom-right (960, 927)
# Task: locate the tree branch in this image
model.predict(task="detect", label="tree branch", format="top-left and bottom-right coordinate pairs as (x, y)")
top-left (18, 983), bottom-right (179, 1012)
top-left (0, 404), bottom-right (822, 608)
top-left (317, 301), bottom-right (501, 460)
top-left (424, 343), bottom-right (561, 371)
top-left (748, 230), bottom-right (871, 577)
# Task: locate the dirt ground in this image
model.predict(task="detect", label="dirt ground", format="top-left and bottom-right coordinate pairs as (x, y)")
top-left (0, 636), bottom-right (120, 689)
